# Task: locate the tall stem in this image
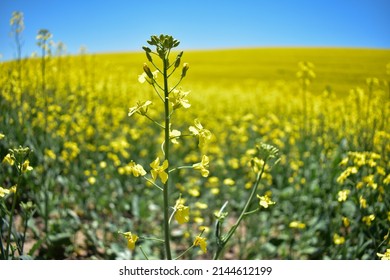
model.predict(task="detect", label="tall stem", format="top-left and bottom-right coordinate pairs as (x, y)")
top-left (41, 45), bottom-right (49, 235)
top-left (15, 32), bottom-right (24, 123)
top-left (163, 56), bottom-right (172, 260)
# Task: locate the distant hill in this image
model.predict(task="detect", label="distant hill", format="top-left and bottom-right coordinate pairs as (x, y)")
top-left (92, 48), bottom-right (390, 94)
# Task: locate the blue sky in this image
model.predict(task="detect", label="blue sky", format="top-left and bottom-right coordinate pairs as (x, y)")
top-left (1, 0), bottom-right (389, 60)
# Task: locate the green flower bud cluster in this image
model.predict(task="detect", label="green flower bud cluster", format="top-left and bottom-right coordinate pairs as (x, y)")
top-left (146, 34), bottom-right (180, 59)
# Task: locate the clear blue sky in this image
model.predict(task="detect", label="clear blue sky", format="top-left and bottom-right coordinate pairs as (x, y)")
top-left (1, 0), bottom-right (389, 60)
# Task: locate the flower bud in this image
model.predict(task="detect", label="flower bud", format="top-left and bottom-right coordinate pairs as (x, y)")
top-left (174, 51), bottom-right (183, 68)
top-left (143, 63), bottom-right (153, 79)
top-left (142, 46), bottom-right (152, 53)
top-left (181, 63), bottom-right (189, 78)
top-left (173, 39), bottom-right (180, 48)
top-left (146, 51), bottom-right (153, 62)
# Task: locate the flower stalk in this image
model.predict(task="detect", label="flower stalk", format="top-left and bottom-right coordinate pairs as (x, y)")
top-left (213, 143), bottom-right (279, 259)
top-left (130, 35), bottom-right (186, 259)
top-left (163, 54), bottom-right (172, 259)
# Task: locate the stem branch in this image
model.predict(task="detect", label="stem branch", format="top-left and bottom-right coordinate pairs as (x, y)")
top-left (213, 157), bottom-right (268, 259)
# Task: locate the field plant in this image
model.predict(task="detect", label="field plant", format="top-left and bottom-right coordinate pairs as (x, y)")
top-left (1, 142), bottom-right (35, 259)
top-left (0, 10), bottom-right (389, 260)
top-left (119, 35), bottom-right (279, 259)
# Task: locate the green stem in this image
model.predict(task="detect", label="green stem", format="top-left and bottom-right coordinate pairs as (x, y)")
top-left (144, 114), bottom-right (165, 129)
top-left (168, 208), bottom-right (176, 224)
top-left (139, 246), bottom-right (149, 260)
top-left (5, 173), bottom-right (22, 259)
top-left (41, 44), bottom-right (50, 236)
top-left (151, 83), bottom-right (164, 102)
top-left (168, 77), bottom-right (183, 92)
top-left (168, 165), bottom-right (193, 173)
top-left (150, 60), bottom-right (162, 75)
top-left (175, 229), bottom-right (205, 259)
top-left (163, 55), bottom-right (172, 260)
top-left (175, 245), bottom-right (195, 260)
top-left (213, 158), bottom-right (268, 260)
top-left (0, 205), bottom-right (6, 259)
top-left (17, 212), bottom-right (29, 256)
top-left (143, 176), bottom-right (163, 191)
top-left (44, 180), bottom-right (49, 235)
top-left (243, 208), bottom-right (260, 216)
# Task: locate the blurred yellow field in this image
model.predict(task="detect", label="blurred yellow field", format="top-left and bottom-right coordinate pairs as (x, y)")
top-left (1, 37), bottom-right (389, 260)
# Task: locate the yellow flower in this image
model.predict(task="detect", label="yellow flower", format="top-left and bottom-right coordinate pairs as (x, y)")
top-left (384, 174), bottom-right (390, 185)
top-left (169, 125), bottom-right (181, 144)
top-left (289, 221), bottom-right (306, 229)
top-left (170, 88), bottom-right (191, 109)
top-left (189, 119), bottom-right (212, 147)
top-left (193, 235), bottom-right (207, 253)
top-left (150, 157), bottom-right (169, 184)
top-left (188, 187), bottom-right (200, 197)
top-left (0, 133), bottom-right (4, 140)
top-left (122, 232), bottom-right (138, 250)
top-left (45, 149), bottom-right (56, 160)
top-left (257, 194), bottom-right (276, 208)
top-left (251, 157), bottom-right (265, 173)
top-left (194, 216), bottom-right (204, 224)
top-left (2, 153), bottom-right (15, 166)
top-left (333, 233), bottom-right (345, 245)
top-left (195, 202), bottom-right (208, 209)
top-left (337, 189), bottom-right (350, 202)
top-left (138, 70), bottom-right (158, 84)
top-left (377, 249), bottom-right (390, 260)
top-left (198, 225), bottom-right (210, 233)
top-left (192, 155), bottom-right (210, 177)
top-left (359, 195), bottom-right (367, 209)
top-left (377, 166), bottom-right (385, 176)
top-left (21, 160), bottom-right (33, 173)
top-left (362, 214), bottom-right (375, 226)
top-left (223, 178), bottom-right (235, 186)
top-left (339, 157), bottom-right (349, 166)
top-left (210, 187), bottom-right (219, 195)
top-left (174, 202), bottom-right (190, 224)
top-left (9, 185), bottom-right (17, 193)
top-left (342, 217), bottom-right (350, 227)
top-left (0, 186), bottom-right (10, 198)
top-left (336, 166), bottom-right (358, 184)
top-left (118, 167), bottom-right (125, 175)
top-left (138, 72), bottom-right (148, 83)
top-left (88, 177), bottom-right (96, 185)
top-left (128, 100), bottom-right (152, 117)
top-left (128, 161), bottom-right (147, 177)
top-left (356, 181), bottom-right (364, 189)
top-left (363, 175), bottom-right (378, 190)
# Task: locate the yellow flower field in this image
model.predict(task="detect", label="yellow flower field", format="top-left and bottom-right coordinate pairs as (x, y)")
top-left (1, 32), bottom-right (389, 259)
